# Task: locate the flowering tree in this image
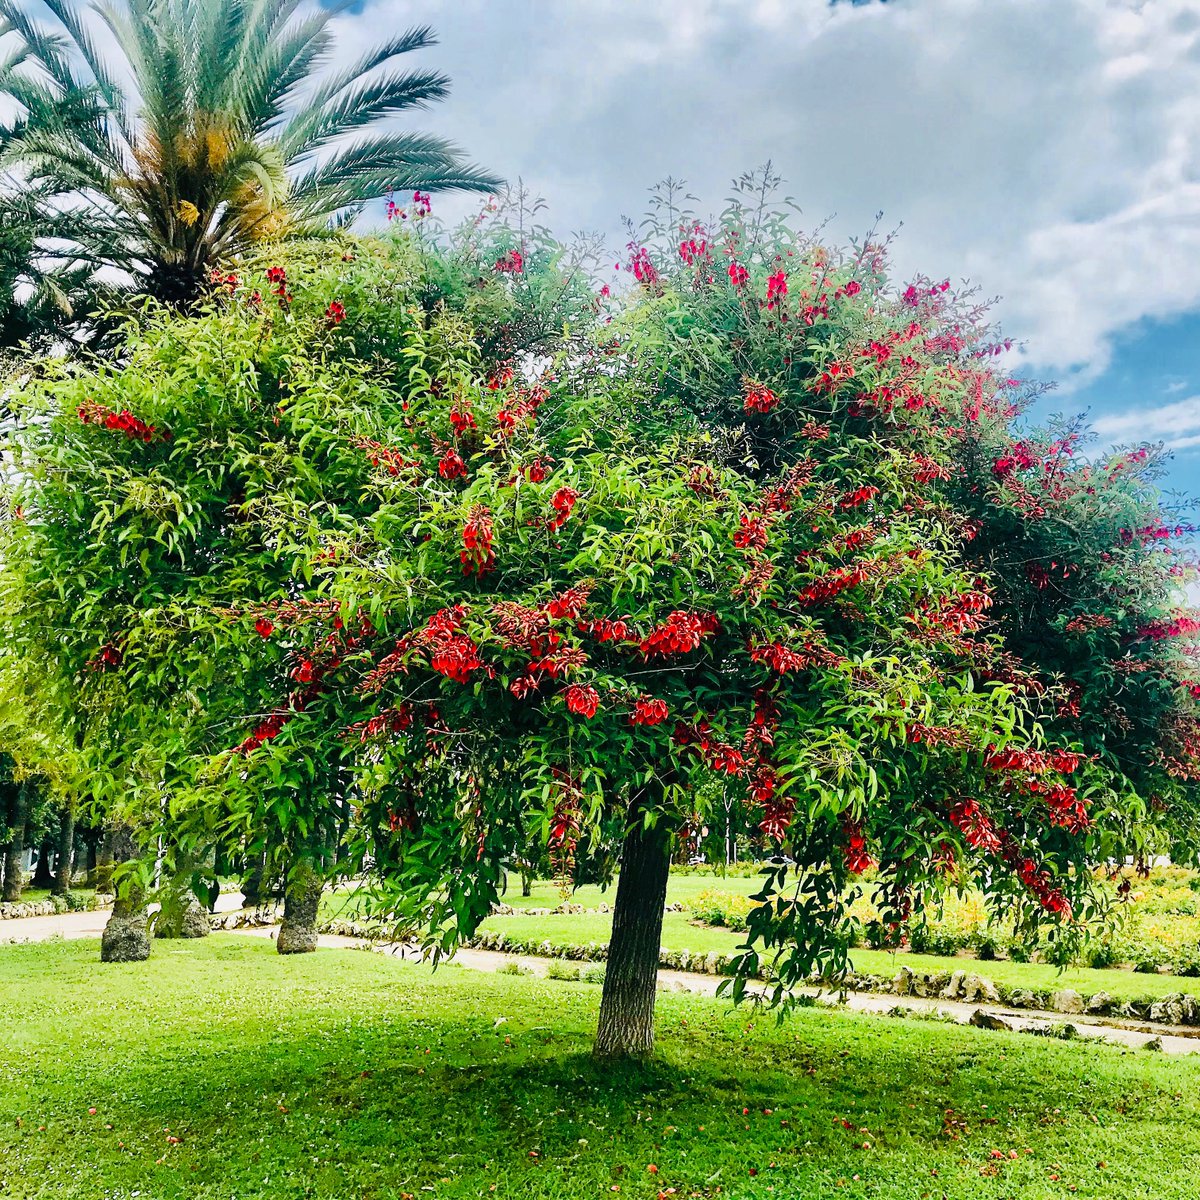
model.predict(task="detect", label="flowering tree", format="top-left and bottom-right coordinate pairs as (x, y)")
top-left (3, 179), bottom-right (1195, 1058)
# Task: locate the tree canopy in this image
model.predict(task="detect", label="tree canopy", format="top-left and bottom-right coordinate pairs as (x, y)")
top-left (1, 181), bottom-right (1196, 1054)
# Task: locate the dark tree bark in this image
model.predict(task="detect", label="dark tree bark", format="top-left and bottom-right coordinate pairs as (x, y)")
top-left (53, 808), bottom-right (75, 895)
top-left (521, 872), bottom-right (533, 898)
top-left (277, 857), bottom-right (321, 954)
top-left (94, 826), bottom-right (115, 894)
top-left (83, 830), bottom-right (98, 886)
top-left (594, 802), bottom-right (674, 1060)
top-left (240, 850), bottom-right (266, 908)
top-left (2, 780), bottom-right (29, 903)
top-left (31, 836), bottom-right (55, 890)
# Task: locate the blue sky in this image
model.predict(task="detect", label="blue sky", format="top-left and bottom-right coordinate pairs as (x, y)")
top-left (319, 0), bottom-right (1200, 521)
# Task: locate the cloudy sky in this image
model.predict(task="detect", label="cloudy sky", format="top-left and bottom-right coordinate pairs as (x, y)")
top-left (327, 0), bottom-right (1200, 510)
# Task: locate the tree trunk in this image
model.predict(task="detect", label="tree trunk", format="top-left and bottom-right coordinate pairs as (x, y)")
top-left (241, 850), bottom-right (266, 908)
top-left (277, 857), bottom-right (322, 954)
top-left (52, 808), bottom-right (75, 895)
top-left (84, 831), bottom-right (97, 886)
top-left (521, 871), bottom-right (533, 898)
top-left (100, 826), bottom-right (150, 963)
top-left (94, 826), bottom-right (115, 894)
top-left (31, 836), bottom-right (55, 890)
top-left (2, 781), bottom-right (28, 903)
top-left (594, 806), bottom-right (673, 1060)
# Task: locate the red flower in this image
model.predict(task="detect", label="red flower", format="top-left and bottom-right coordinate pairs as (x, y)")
top-left (630, 697), bottom-right (669, 725)
top-left (412, 190), bottom-right (432, 217)
top-left (765, 270), bottom-right (787, 306)
top-left (564, 683), bottom-right (600, 718)
top-left (438, 450), bottom-right (467, 480)
top-left (254, 617), bottom-right (274, 639)
top-left (743, 382), bottom-right (780, 414)
top-left (325, 301), bottom-right (346, 325)
top-left (493, 249), bottom-right (524, 274)
top-left (728, 262), bottom-right (749, 288)
top-left (547, 486), bottom-right (579, 530)
top-left (843, 280), bottom-right (862, 297)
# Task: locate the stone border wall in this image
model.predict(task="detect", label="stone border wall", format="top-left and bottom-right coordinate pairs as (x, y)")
top-left (0, 893), bottom-right (113, 920)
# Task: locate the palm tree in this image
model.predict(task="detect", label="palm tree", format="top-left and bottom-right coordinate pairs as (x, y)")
top-left (0, 0), bottom-right (500, 306)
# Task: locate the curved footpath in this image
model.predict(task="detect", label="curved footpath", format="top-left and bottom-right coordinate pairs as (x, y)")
top-left (5, 904), bottom-right (1197, 1056)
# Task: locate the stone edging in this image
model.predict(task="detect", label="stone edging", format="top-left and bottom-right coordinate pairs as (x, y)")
top-left (0, 893), bottom-right (113, 920)
top-left (208, 908), bottom-right (1200, 1030)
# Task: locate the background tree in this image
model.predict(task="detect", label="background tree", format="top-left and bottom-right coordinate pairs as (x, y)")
top-left (0, 0), bottom-right (499, 313)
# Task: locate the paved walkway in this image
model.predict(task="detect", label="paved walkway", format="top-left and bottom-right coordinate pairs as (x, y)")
top-left (5, 903), bottom-right (1199, 1055)
top-left (0, 893), bottom-right (246, 943)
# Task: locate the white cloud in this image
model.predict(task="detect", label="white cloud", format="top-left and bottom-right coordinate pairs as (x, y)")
top-left (334, 0), bottom-right (1200, 383)
top-left (1093, 395), bottom-right (1200, 446)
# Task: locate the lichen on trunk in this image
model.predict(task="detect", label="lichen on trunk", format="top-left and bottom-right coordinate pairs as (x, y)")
top-left (277, 857), bottom-right (322, 955)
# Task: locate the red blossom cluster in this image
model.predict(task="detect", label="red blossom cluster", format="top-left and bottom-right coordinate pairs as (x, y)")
top-left (992, 441), bottom-right (1038, 480)
top-left (546, 486), bottom-right (579, 531)
top-left (563, 683), bottom-right (599, 718)
top-left (78, 400), bottom-right (170, 443)
top-left (742, 381), bottom-right (780, 414)
top-left (461, 506), bottom-right (495, 576)
top-left (948, 798), bottom-right (1002, 855)
top-left (796, 563), bottom-right (871, 607)
top-left (728, 261), bottom-right (749, 288)
top-left (905, 722), bottom-right (971, 748)
top-left (266, 265), bottom-right (292, 306)
top-left (842, 817), bottom-right (873, 874)
top-left (733, 513), bottom-right (772, 550)
top-left (1136, 616), bottom-right (1200, 642)
top-left (1027, 779), bottom-right (1090, 833)
top-left (254, 617), bottom-right (274, 639)
top-left (837, 484), bottom-right (878, 509)
top-left (546, 585), bottom-right (591, 619)
top-left (640, 610), bottom-right (718, 657)
top-left (353, 436), bottom-right (417, 476)
top-left (87, 641), bottom-right (123, 672)
top-left (629, 696), bottom-right (669, 725)
top-left (438, 449), bottom-right (467, 480)
top-left (628, 244), bottom-right (659, 286)
top-left (678, 236), bottom-right (708, 265)
top-left (1065, 613), bottom-right (1114, 633)
top-left (985, 746), bottom-right (1081, 774)
top-left (411, 190), bottom-right (431, 217)
top-left (344, 705), bottom-right (414, 743)
top-left (449, 402), bottom-right (477, 435)
top-left (577, 615), bottom-right (633, 643)
top-left (325, 301), bottom-right (346, 325)
top-left (493, 249), bottom-right (524, 274)
top-left (814, 360), bottom-right (856, 395)
top-left (765, 270), bottom-right (787, 309)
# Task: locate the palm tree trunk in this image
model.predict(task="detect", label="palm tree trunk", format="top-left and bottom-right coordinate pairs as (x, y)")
top-left (594, 795), bottom-right (675, 1060)
top-left (2, 781), bottom-right (29, 903)
top-left (52, 807), bottom-right (75, 895)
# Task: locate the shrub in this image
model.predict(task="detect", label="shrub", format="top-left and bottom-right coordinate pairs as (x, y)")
top-left (547, 959), bottom-right (581, 981)
top-left (687, 889), bottom-right (754, 932)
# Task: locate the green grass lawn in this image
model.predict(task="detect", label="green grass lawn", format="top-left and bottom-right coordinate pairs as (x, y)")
top-left (3, 937), bottom-right (1200, 1199)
